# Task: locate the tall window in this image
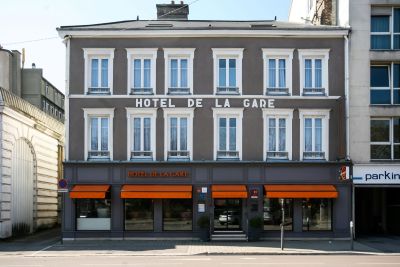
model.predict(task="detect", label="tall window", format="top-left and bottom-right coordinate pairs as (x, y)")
top-left (88, 117), bottom-right (110, 159)
top-left (300, 110), bottom-right (329, 161)
top-left (370, 64), bottom-right (400, 105)
top-left (302, 199), bottom-right (332, 231)
top-left (370, 118), bottom-right (400, 160)
top-left (371, 8), bottom-right (400, 50)
top-left (125, 199), bottom-right (154, 231)
top-left (163, 199), bottom-right (192, 231)
top-left (164, 48), bottom-right (194, 95)
top-left (84, 48), bottom-right (114, 94)
top-left (298, 50), bottom-right (329, 96)
top-left (127, 48), bottom-right (157, 95)
top-left (214, 109), bottom-right (243, 160)
top-left (76, 199), bottom-right (111, 231)
top-left (263, 49), bottom-right (293, 96)
top-left (127, 108), bottom-right (156, 161)
top-left (267, 118), bottom-right (287, 159)
top-left (264, 198), bottom-right (293, 231)
top-left (213, 48), bottom-right (243, 95)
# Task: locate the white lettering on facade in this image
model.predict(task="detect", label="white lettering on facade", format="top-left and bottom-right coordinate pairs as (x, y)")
top-left (134, 98), bottom-right (275, 108)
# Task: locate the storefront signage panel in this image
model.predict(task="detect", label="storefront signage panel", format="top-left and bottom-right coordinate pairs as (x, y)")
top-left (127, 169), bottom-right (190, 178)
top-left (134, 98), bottom-right (275, 108)
top-left (353, 165), bottom-right (400, 184)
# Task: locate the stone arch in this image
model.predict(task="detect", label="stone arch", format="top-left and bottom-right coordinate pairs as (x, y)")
top-left (10, 138), bottom-right (37, 236)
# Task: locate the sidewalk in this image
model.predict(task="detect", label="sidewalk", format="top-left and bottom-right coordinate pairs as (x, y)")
top-left (1, 228), bottom-right (399, 257)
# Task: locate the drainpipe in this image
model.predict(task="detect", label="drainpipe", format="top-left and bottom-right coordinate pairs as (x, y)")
top-left (344, 35), bottom-right (350, 160)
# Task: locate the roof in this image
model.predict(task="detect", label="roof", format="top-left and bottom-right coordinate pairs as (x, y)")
top-left (58, 19), bottom-right (347, 31)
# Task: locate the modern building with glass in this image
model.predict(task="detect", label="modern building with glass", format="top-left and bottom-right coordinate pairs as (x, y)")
top-left (58, 2), bottom-right (351, 241)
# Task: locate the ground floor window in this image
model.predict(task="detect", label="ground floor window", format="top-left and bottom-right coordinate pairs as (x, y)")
top-left (263, 198), bottom-right (293, 231)
top-left (302, 199), bottom-right (332, 231)
top-left (163, 199), bottom-right (193, 231)
top-left (125, 199), bottom-right (154, 231)
top-left (76, 199), bottom-right (111, 230)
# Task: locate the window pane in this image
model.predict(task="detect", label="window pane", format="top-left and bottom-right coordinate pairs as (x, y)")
top-left (170, 117), bottom-right (178, 151)
top-left (133, 118), bottom-right (141, 151)
top-left (268, 118), bottom-right (276, 151)
top-left (371, 35), bottom-right (391, 49)
top-left (315, 59), bottom-right (322, 88)
top-left (394, 35), bottom-right (400, 50)
top-left (279, 118), bottom-right (286, 152)
top-left (163, 199), bottom-right (192, 231)
top-left (394, 118), bottom-right (400, 143)
top-left (371, 66), bottom-right (389, 87)
top-left (133, 59), bottom-right (141, 88)
top-left (370, 120), bottom-right (390, 142)
top-left (90, 118), bottom-right (98, 151)
top-left (395, 9), bottom-right (400, 33)
top-left (315, 118), bottom-right (322, 152)
top-left (229, 59), bottom-right (236, 87)
top-left (263, 198), bottom-right (293, 231)
top-left (229, 118), bottom-right (236, 151)
top-left (170, 59), bottom-right (178, 87)
top-left (305, 59), bottom-right (312, 88)
top-left (302, 199), bottom-right (332, 231)
top-left (268, 59), bottom-right (276, 88)
top-left (305, 118), bottom-right (312, 152)
top-left (125, 199), bottom-right (153, 231)
top-left (101, 118), bottom-right (108, 151)
top-left (371, 145), bottom-right (391, 159)
top-left (371, 16), bottom-right (390, 32)
top-left (77, 199), bottom-right (111, 230)
top-left (219, 59), bottom-right (226, 87)
top-left (395, 145), bottom-right (400, 160)
top-left (143, 59), bottom-right (151, 88)
top-left (278, 59), bottom-right (286, 88)
top-left (143, 118), bottom-right (151, 151)
top-left (91, 59), bottom-right (98, 87)
top-left (219, 118), bottom-right (226, 150)
top-left (101, 59), bottom-right (108, 88)
top-left (180, 59), bottom-right (188, 88)
top-left (371, 90), bottom-right (391, 104)
top-left (180, 118), bottom-right (187, 151)
top-left (395, 64), bottom-right (400, 104)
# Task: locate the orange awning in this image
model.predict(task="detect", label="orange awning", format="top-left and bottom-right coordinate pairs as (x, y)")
top-left (212, 185), bottom-right (248, 198)
top-left (70, 185), bottom-right (110, 199)
top-left (264, 185), bottom-right (338, 198)
top-left (121, 185), bottom-right (192, 199)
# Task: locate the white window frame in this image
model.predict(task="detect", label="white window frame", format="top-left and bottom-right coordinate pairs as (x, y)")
top-left (213, 108), bottom-right (243, 160)
top-left (126, 108), bottom-right (157, 161)
top-left (299, 109), bottom-right (330, 161)
top-left (298, 49), bottom-right (330, 96)
top-left (163, 108), bottom-right (194, 161)
top-left (83, 48), bottom-right (114, 95)
top-left (262, 49), bottom-right (294, 96)
top-left (263, 109), bottom-right (293, 160)
top-left (83, 108), bottom-right (114, 161)
top-left (370, 64), bottom-right (399, 105)
top-left (212, 48), bottom-right (244, 95)
top-left (370, 117), bottom-right (399, 160)
top-left (163, 48), bottom-right (195, 95)
top-left (126, 48), bottom-right (157, 95)
top-left (371, 7), bottom-right (400, 50)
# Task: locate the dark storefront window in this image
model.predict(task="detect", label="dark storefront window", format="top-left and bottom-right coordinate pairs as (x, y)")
top-left (125, 199), bottom-right (154, 231)
top-left (263, 198), bottom-right (293, 231)
top-left (76, 199), bottom-right (111, 230)
top-left (302, 199), bottom-right (332, 231)
top-left (163, 199), bottom-right (192, 231)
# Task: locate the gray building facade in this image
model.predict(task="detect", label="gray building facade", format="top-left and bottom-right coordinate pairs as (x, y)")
top-left (58, 3), bottom-right (351, 240)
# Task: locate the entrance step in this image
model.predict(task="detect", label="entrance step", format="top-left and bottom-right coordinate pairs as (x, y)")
top-left (211, 231), bottom-right (248, 241)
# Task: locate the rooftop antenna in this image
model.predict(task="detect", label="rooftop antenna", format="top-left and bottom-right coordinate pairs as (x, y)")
top-left (137, 15), bottom-right (139, 20)
top-left (274, 16), bottom-right (277, 20)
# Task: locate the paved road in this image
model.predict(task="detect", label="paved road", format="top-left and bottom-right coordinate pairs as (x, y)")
top-left (1, 255), bottom-right (400, 267)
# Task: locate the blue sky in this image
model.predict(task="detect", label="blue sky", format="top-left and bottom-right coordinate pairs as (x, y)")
top-left (1, 0), bottom-right (291, 92)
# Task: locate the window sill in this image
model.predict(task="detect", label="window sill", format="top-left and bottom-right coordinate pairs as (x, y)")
top-left (130, 158), bottom-right (154, 162)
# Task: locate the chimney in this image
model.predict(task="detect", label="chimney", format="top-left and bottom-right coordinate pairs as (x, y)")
top-left (156, 1), bottom-right (189, 20)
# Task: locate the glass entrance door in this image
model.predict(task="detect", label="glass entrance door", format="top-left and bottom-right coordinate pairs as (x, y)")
top-left (214, 199), bottom-right (242, 231)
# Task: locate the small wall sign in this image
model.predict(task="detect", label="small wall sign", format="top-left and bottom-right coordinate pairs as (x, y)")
top-left (250, 189), bottom-right (259, 199)
top-left (128, 170), bottom-right (189, 178)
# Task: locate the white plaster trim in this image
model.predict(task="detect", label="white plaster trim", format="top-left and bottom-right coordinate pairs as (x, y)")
top-left (212, 108), bottom-right (244, 160)
top-left (163, 108), bottom-right (194, 161)
top-left (298, 49), bottom-right (330, 96)
top-left (126, 48), bottom-right (158, 95)
top-left (83, 48), bottom-right (115, 95)
top-left (83, 108), bottom-right (115, 161)
top-left (262, 49), bottom-right (294, 96)
top-left (299, 109), bottom-right (330, 161)
top-left (262, 108), bottom-right (294, 160)
top-left (163, 48), bottom-right (195, 95)
top-left (125, 108), bottom-right (157, 161)
top-left (212, 48), bottom-right (244, 95)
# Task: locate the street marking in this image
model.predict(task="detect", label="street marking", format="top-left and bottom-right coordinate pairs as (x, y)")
top-left (30, 242), bottom-right (58, 256)
top-left (240, 257), bottom-right (258, 260)
top-left (164, 258), bottom-right (211, 261)
top-left (357, 264), bottom-right (400, 265)
top-left (3, 265), bottom-right (43, 267)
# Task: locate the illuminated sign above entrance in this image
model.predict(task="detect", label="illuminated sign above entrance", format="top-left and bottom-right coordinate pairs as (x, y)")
top-left (353, 165), bottom-right (400, 184)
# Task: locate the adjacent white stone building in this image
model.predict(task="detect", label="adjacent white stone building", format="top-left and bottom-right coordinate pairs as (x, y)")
top-left (0, 49), bottom-right (64, 238)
